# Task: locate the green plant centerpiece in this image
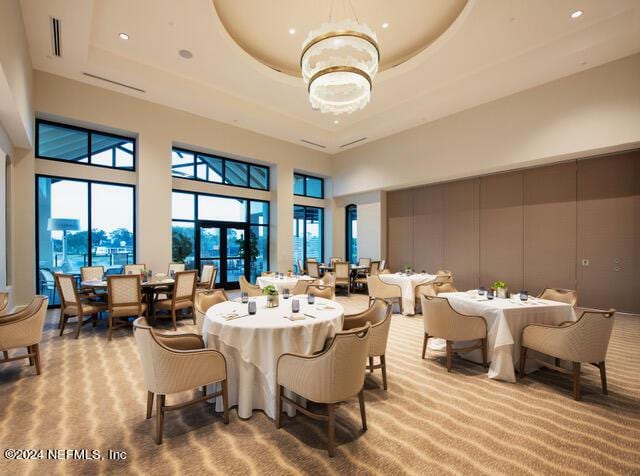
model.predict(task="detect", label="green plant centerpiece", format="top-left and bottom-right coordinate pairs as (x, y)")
top-left (492, 281), bottom-right (508, 299)
top-left (404, 264), bottom-right (413, 274)
top-left (262, 284), bottom-right (280, 308)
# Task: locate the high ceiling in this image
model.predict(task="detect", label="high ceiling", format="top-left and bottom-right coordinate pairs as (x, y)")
top-left (20, 0), bottom-right (640, 154)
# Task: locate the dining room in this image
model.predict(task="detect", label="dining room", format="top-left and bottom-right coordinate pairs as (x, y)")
top-left (1, 0), bottom-right (640, 475)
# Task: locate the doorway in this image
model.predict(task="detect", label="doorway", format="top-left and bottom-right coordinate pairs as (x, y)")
top-left (196, 221), bottom-right (248, 289)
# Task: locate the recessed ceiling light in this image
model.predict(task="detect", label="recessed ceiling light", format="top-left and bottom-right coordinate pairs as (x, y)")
top-left (288, 28), bottom-right (296, 35)
top-left (179, 49), bottom-right (193, 59)
top-left (381, 22), bottom-right (389, 29)
top-left (333, 120), bottom-right (339, 124)
top-left (119, 32), bottom-right (129, 40)
top-left (570, 10), bottom-right (583, 19)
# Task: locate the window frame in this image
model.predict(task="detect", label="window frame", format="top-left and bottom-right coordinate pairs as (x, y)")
top-left (35, 118), bottom-right (136, 171)
top-left (172, 146), bottom-right (270, 191)
top-left (293, 172), bottom-right (325, 199)
top-left (293, 204), bottom-right (325, 265)
top-left (345, 203), bottom-right (357, 263)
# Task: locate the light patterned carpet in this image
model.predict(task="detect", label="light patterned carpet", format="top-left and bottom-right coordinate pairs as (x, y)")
top-left (1, 293), bottom-right (639, 475)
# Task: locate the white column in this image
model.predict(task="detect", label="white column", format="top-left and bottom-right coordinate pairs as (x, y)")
top-left (271, 163), bottom-right (294, 272)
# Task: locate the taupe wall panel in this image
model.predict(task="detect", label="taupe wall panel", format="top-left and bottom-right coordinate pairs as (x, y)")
top-left (412, 185), bottom-right (445, 273)
top-left (480, 172), bottom-right (524, 290)
top-left (523, 162), bottom-right (577, 295)
top-left (444, 179), bottom-right (480, 291)
top-left (387, 189), bottom-right (414, 270)
top-left (577, 152), bottom-right (640, 313)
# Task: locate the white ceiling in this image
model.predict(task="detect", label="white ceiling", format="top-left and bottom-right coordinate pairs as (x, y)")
top-left (20, 0), bottom-right (640, 155)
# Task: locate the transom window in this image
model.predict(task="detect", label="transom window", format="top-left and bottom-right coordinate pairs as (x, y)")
top-left (36, 119), bottom-right (135, 170)
top-left (293, 205), bottom-right (324, 271)
top-left (172, 147), bottom-right (269, 191)
top-left (294, 173), bottom-right (324, 199)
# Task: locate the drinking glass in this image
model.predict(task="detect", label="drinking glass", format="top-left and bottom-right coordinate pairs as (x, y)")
top-left (478, 286), bottom-right (486, 297)
top-left (307, 293), bottom-right (315, 305)
top-left (291, 299), bottom-right (300, 313)
top-left (283, 288), bottom-right (290, 299)
top-left (248, 301), bottom-right (257, 315)
top-left (487, 289), bottom-right (494, 300)
top-left (520, 290), bottom-right (529, 301)
top-left (241, 292), bottom-right (249, 304)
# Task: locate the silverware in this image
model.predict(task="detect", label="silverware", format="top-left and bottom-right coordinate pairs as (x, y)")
top-left (225, 313), bottom-right (249, 321)
top-left (304, 313), bottom-right (316, 319)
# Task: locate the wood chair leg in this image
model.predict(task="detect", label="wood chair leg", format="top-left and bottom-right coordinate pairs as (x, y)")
top-left (221, 380), bottom-right (229, 424)
top-left (57, 310), bottom-right (64, 330)
top-left (358, 389), bottom-right (367, 431)
top-left (75, 315), bottom-right (83, 339)
top-left (598, 361), bottom-right (608, 395)
top-left (192, 306), bottom-right (196, 325)
top-left (519, 346), bottom-right (527, 378)
top-left (380, 354), bottom-right (387, 390)
top-left (59, 315), bottom-right (67, 336)
top-left (171, 310), bottom-right (177, 331)
top-left (27, 346), bottom-right (34, 366)
top-left (573, 362), bottom-right (581, 401)
top-left (33, 344), bottom-right (41, 375)
top-left (108, 315), bottom-right (113, 341)
top-left (327, 403), bottom-right (336, 457)
top-left (146, 391), bottom-right (154, 419)
top-left (155, 394), bottom-right (165, 444)
top-left (481, 338), bottom-right (488, 368)
top-left (398, 298), bottom-right (403, 315)
top-left (368, 356), bottom-right (374, 373)
top-left (422, 333), bottom-right (429, 359)
top-left (275, 385), bottom-right (282, 429)
top-left (446, 340), bottom-right (452, 372)
top-left (2, 350), bottom-right (8, 360)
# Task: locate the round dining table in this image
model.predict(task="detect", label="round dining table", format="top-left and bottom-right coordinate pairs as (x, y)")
top-left (202, 295), bottom-right (344, 419)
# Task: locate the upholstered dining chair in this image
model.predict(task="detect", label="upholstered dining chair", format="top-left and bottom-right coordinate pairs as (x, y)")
top-left (379, 259), bottom-right (386, 271)
top-left (194, 289), bottom-right (229, 334)
top-left (334, 261), bottom-right (351, 296)
top-left (80, 265), bottom-right (107, 300)
top-left (358, 258), bottom-right (371, 267)
top-left (0, 295), bottom-right (48, 375)
top-left (107, 274), bottom-right (146, 341)
top-left (276, 324), bottom-right (371, 457)
top-left (420, 295), bottom-right (488, 372)
top-left (0, 292), bottom-right (9, 316)
top-left (124, 264), bottom-right (146, 275)
top-left (354, 260), bottom-right (381, 291)
top-left (321, 272), bottom-right (335, 288)
top-left (329, 257), bottom-right (342, 267)
top-left (520, 308), bottom-right (616, 401)
top-left (39, 269), bottom-right (57, 303)
top-left (297, 259), bottom-right (306, 275)
top-left (168, 262), bottom-right (186, 275)
top-left (291, 279), bottom-right (315, 296)
top-left (306, 284), bottom-right (334, 300)
top-left (132, 318), bottom-right (229, 444)
top-left (155, 270), bottom-right (197, 330)
top-left (239, 276), bottom-right (262, 297)
top-left (261, 271), bottom-right (275, 277)
top-left (537, 288), bottom-right (578, 306)
top-left (366, 275), bottom-right (402, 313)
top-left (343, 299), bottom-right (393, 390)
top-left (307, 260), bottom-right (321, 279)
top-left (197, 265), bottom-right (216, 290)
top-left (56, 274), bottom-right (107, 338)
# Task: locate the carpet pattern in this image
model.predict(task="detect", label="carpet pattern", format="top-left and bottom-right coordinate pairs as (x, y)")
top-left (1, 294), bottom-right (639, 475)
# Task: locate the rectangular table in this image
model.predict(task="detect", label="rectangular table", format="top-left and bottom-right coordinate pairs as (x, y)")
top-left (432, 292), bottom-right (576, 382)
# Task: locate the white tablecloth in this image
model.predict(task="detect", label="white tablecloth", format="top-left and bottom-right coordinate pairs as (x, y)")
top-left (203, 295), bottom-right (343, 419)
top-left (256, 275), bottom-right (315, 293)
top-left (378, 273), bottom-right (437, 315)
top-left (431, 292), bottom-right (576, 382)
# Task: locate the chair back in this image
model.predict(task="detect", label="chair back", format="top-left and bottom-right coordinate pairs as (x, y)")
top-left (325, 325), bottom-right (371, 402)
top-left (306, 284), bottom-right (334, 300)
top-left (261, 271), bottom-right (275, 277)
top-left (565, 309), bottom-right (616, 362)
top-left (132, 318), bottom-right (165, 393)
top-left (329, 257), bottom-right (342, 266)
top-left (168, 263), bottom-right (186, 274)
top-left (537, 288), bottom-right (577, 306)
top-left (81, 266), bottom-right (104, 282)
top-left (195, 290), bottom-right (229, 334)
top-left (108, 275), bottom-right (143, 316)
top-left (366, 275), bottom-right (401, 299)
top-left (369, 261), bottom-right (381, 276)
top-left (344, 299), bottom-right (392, 357)
top-left (432, 280), bottom-right (458, 293)
top-left (239, 276), bottom-right (262, 297)
top-left (434, 271), bottom-right (453, 283)
top-left (0, 292), bottom-right (9, 315)
top-left (358, 258), bottom-right (371, 267)
top-left (124, 264), bottom-right (146, 275)
top-left (321, 272), bottom-right (335, 287)
top-left (0, 296), bottom-right (48, 349)
top-left (421, 295), bottom-right (486, 341)
top-left (307, 261), bottom-right (321, 278)
top-left (334, 262), bottom-right (350, 280)
top-left (200, 265), bottom-right (216, 288)
top-left (291, 279), bottom-right (314, 295)
top-left (173, 271), bottom-right (197, 303)
top-left (55, 274), bottom-right (80, 305)
top-left (297, 259), bottom-right (305, 274)
top-left (380, 259), bottom-right (386, 271)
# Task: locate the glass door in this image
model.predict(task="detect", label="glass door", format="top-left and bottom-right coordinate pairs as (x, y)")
top-left (197, 221), bottom-right (248, 289)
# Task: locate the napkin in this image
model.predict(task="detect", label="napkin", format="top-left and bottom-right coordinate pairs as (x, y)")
top-left (285, 314), bottom-right (306, 321)
top-left (316, 304), bottom-right (336, 310)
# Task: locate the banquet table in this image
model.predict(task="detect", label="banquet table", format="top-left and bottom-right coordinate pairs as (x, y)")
top-left (203, 295), bottom-right (344, 419)
top-left (378, 272), bottom-right (437, 315)
top-left (256, 275), bottom-right (315, 293)
top-left (431, 291), bottom-right (576, 382)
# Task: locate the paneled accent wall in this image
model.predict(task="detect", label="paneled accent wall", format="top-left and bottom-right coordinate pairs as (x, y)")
top-left (386, 150), bottom-right (640, 313)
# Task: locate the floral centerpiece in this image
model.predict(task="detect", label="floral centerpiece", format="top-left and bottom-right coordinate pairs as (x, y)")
top-left (403, 264), bottom-right (413, 274)
top-left (492, 281), bottom-right (508, 299)
top-left (262, 284), bottom-right (280, 308)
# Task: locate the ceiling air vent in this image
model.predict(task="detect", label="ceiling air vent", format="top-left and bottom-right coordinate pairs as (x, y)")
top-left (339, 137), bottom-right (367, 148)
top-left (300, 139), bottom-right (326, 149)
top-left (50, 17), bottom-right (62, 57)
top-left (82, 72), bottom-right (146, 93)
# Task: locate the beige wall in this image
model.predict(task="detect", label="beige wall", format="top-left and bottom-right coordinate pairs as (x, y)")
top-left (9, 71), bottom-right (332, 305)
top-left (332, 53), bottom-right (640, 197)
top-left (386, 151), bottom-right (640, 314)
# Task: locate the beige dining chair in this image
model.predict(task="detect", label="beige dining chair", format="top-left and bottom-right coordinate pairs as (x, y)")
top-left (0, 292), bottom-right (9, 316)
top-left (197, 265), bottom-right (216, 290)
top-left (366, 275), bottom-right (402, 313)
top-left (329, 257), bottom-right (342, 266)
top-left (321, 272), bottom-right (335, 288)
top-left (420, 295), bottom-right (488, 372)
top-left (124, 264), bottom-right (146, 275)
top-left (107, 274), bottom-right (146, 341)
top-left (520, 308), bottom-right (615, 401)
top-left (380, 259), bottom-right (386, 271)
top-left (0, 295), bottom-right (48, 375)
top-left (290, 279), bottom-right (314, 296)
top-left (334, 261), bottom-right (351, 296)
top-left (306, 284), bottom-right (334, 300)
top-left (343, 299), bottom-right (393, 390)
top-left (80, 265), bottom-right (107, 300)
top-left (133, 318), bottom-right (229, 444)
top-left (168, 263), bottom-right (186, 274)
top-left (297, 259), bottom-right (306, 275)
top-left (194, 289), bottom-right (229, 334)
top-left (358, 258), bottom-right (371, 267)
top-left (354, 260), bottom-right (380, 291)
top-left (537, 288), bottom-right (578, 307)
top-left (239, 276), bottom-right (262, 297)
top-left (261, 271), bottom-right (275, 277)
top-left (307, 260), bottom-right (321, 278)
top-left (56, 274), bottom-right (107, 338)
top-left (276, 324), bottom-right (371, 457)
top-left (155, 270), bottom-right (197, 330)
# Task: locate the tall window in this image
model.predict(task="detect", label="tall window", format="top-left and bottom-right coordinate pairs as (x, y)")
top-left (36, 119), bottom-right (135, 170)
top-left (293, 173), bottom-right (324, 198)
top-left (171, 147), bottom-right (269, 191)
top-left (346, 204), bottom-right (358, 263)
top-left (36, 176), bottom-right (135, 306)
top-left (293, 205), bottom-right (324, 271)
